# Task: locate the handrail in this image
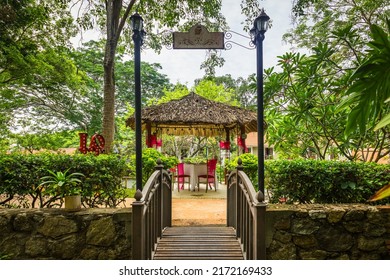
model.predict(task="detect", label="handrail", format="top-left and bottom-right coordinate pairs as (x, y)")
top-left (227, 159), bottom-right (267, 260)
top-left (132, 160), bottom-right (172, 259)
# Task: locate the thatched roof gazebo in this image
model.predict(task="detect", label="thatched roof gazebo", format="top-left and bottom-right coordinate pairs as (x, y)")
top-left (126, 92), bottom-right (258, 139)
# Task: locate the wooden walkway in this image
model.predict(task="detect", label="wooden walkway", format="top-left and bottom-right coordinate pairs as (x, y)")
top-left (153, 226), bottom-right (244, 260)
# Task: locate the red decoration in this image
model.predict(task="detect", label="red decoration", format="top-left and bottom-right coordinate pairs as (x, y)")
top-left (219, 141), bottom-right (230, 150)
top-left (237, 136), bottom-right (248, 152)
top-left (79, 133), bottom-right (88, 154)
top-left (79, 133), bottom-right (105, 155)
top-left (147, 134), bottom-right (162, 148)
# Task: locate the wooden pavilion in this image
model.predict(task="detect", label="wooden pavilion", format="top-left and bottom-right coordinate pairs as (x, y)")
top-left (126, 92), bottom-right (259, 149)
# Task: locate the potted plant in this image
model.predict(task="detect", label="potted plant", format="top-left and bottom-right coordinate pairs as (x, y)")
top-left (40, 169), bottom-right (85, 211)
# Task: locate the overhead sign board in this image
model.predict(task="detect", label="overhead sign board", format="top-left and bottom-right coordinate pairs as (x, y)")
top-left (173, 24), bottom-right (224, 49)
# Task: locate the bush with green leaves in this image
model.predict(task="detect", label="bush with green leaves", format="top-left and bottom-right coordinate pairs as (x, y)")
top-left (225, 156), bottom-right (390, 204)
top-left (266, 159), bottom-right (390, 204)
top-left (0, 153), bottom-right (130, 208)
top-left (225, 153), bottom-right (259, 184)
top-left (129, 148), bottom-right (178, 185)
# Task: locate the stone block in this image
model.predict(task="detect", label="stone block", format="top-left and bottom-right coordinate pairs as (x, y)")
top-left (316, 226), bottom-right (354, 251)
top-left (48, 235), bottom-right (79, 259)
top-left (293, 235), bottom-right (318, 249)
top-left (274, 218), bottom-right (291, 230)
top-left (25, 237), bottom-right (48, 257)
top-left (291, 218), bottom-right (320, 235)
top-left (38, 216), bottom-right (78, 238)
top-left (363, 223), bottom-right (387, 237)
top-left (13, 213), bottom-right (34, 232)
top-left (357, 236), bottom-right (385, 251)
top-left (273, 230), bottom-right (292, 243)
top-left (344, 209), bottom-right (365, 221)
top-left (86, 217), bottom-right (116, 246)
top-left (268, 240), bottom-right (297, 260)
top-left (327, 209), bottom-right (345, 224)
top-left (343, 220), bottom-right (364, 233)
top-left (80, 247), bottom-right (99, 260)
top-left (299, 249), bottom-right (328, 260)
top-left (308, 210), bottom-right (327, 220)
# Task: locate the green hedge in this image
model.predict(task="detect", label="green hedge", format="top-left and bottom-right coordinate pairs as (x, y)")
top-left (129, 148), bottom-right (178, 185)
top-left (226, 157), bottom-right (390, 204)
top-left (0, 153), bottom-right (130, 208)
top-left (226, 153), bottom-right (258, 184)
top-left (266, 159), bottom-right (390, 204)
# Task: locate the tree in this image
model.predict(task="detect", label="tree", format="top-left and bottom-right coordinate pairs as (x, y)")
top-left (72, 40), bottom-right (172, 134)
top-left (264, 0), bottom-right (390, 162)
top-left (341, 18), bottom-right (390, 135)
top-left (286, 0), bottom-right (388, 53)
top-left (72, 0), bottom-right (262, 152)
top-left (0, 0), bottom-right (87, 136)
top-left (196, 74), bottom-right (258, 109)
top-left (264, 47), bottom-right (389, 162)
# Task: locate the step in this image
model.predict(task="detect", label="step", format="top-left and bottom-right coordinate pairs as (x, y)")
top-left (153, 226), bottom-right (244, 260)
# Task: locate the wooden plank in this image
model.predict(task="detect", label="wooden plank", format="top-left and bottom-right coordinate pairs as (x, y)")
top-left (153, 226), bottom-right (244, 260)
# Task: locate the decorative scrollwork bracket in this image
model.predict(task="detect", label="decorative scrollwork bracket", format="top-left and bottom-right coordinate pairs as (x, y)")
top-left (224, 30), bottom-right (255, 50)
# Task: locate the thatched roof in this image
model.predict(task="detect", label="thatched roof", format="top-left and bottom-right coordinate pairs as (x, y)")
top-left (126, 92), bottom-right (258, 137)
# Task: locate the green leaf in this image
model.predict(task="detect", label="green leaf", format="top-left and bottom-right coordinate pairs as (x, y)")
top-left (374, 112), bottom-right (390, 130)
top-left (368, 184), bottom-right (390, 202)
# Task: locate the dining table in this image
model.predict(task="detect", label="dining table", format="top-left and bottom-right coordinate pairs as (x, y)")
top-left (183, 163), bottom-right (218, 191)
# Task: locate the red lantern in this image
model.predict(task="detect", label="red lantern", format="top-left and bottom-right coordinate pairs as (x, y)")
top-left (219, 141), bottom-right (230, 150)
top-left (237, 136), bottom-right (247, 152)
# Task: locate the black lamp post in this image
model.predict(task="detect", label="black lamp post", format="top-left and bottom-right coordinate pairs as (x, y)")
top-left (131, 12), bottom-right (145, 191)
top-left (250, 8), bottom-right (270, 198)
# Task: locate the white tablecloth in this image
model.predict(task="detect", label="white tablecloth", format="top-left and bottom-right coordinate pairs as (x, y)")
top-left (183, 163), bottom-right (218, 191)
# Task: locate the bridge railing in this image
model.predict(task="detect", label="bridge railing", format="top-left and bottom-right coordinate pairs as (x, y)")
top-left (132, 160), bottom-right (172, 260)
top-left (227, 159), bottom-right (267, 260)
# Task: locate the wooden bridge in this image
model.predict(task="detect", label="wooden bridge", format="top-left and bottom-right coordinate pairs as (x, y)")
top-left (153, 226), bottom-right (244, 260)
top-left (132, 160), bottom-right (266, 260)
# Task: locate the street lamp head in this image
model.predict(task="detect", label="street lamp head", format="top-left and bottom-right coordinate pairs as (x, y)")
top-left (130, 12), bottom-right (144, 32)
top-left (254, 8), bottom-right (270, 33)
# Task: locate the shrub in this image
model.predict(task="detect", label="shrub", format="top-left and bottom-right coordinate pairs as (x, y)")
top-left (266, 159), bottom-right (390, 204)
top-left (225, 157), bottom-right (390, 204)
top-left (128, 148), bottom-right (178, 185)
top-left (225, 153), bottom-right (259, 185)
top-left (0, 153), bottom-right (130, 208)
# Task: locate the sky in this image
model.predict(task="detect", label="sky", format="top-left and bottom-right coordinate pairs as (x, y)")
top-left (141, 0), bottom-right (295, 86)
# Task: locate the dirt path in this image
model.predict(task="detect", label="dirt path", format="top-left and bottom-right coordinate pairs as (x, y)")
top-left (172, 198), bottom-right (226, 226)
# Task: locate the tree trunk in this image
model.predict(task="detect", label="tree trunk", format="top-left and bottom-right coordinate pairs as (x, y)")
top-left (101, 0), bottom-right (135, 153)
top-left (102, 0), bottom-right (122, 153)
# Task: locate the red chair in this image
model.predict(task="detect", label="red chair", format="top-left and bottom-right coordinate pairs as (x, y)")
top-left (197, 159), bottom-right (217, 192)
top-left (177, 163), bottom-right (190, 191)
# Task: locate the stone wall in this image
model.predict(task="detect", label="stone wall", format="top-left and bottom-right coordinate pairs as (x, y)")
top-left (266, 204), bottom-right (390, 260)
top-left (0, 208), bottom-right (132, 260)
top-left (1, 205), bottom-right (389, 260)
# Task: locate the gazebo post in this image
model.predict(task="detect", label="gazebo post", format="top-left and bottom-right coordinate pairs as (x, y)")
top-left (239, 125), bottom-right (247, 154)
top-left (146, 123), bottom-right (152, 148)
top-left (225, 128), bottom-right (230, 148)
top-left (224, 128), bottom-right (230, 184)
